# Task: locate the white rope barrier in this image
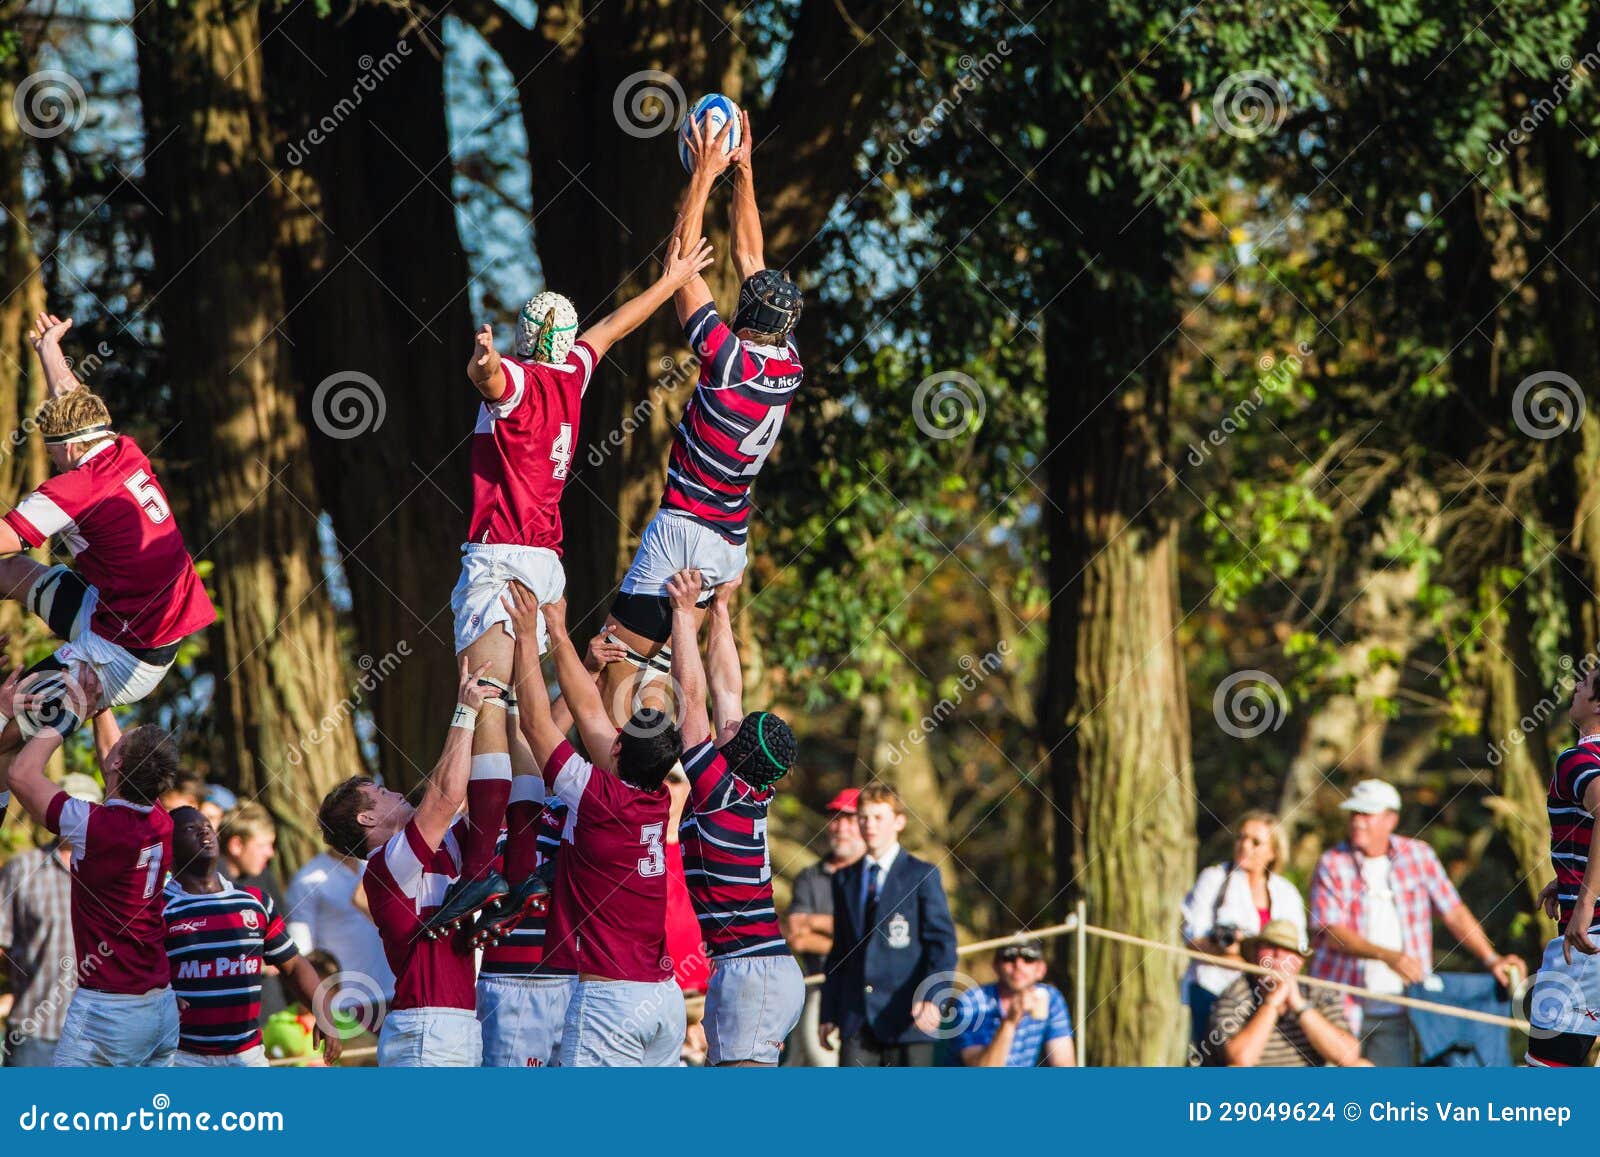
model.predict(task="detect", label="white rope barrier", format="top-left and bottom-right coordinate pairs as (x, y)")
top-left (271, 910), bottom-right (1526, 1064)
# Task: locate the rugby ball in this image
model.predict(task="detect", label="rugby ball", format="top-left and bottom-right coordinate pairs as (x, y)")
top-left (678, 93), bottom-right (741, 174)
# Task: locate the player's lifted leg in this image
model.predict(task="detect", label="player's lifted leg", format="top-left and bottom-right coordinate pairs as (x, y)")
top-left (601, 111), bottom-right (803, 728)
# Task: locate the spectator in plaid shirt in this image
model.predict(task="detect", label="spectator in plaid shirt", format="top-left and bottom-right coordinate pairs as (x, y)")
top-left (1309, 779), bottom-right (1524, 1066)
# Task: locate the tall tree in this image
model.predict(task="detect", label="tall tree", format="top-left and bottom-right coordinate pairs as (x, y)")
top-left (134, 0), bottom-right (364, 865)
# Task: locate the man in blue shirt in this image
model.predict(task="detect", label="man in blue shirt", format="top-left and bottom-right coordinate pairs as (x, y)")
top-left (954, 939), bottom-right (1076, 1067)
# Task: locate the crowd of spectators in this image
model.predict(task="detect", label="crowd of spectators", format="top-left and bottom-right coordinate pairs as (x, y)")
top-left (0, 769), bottom-right (1529, 1067)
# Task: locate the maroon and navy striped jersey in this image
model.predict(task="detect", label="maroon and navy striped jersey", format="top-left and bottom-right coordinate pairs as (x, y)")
top-left (660, 303), bottom-right (803, 546)
top-left (364, 817), bottom-right (477, 1011)
top-left (481, 799), bottom-right (570, 978)
top-left (678, 739), bottom-right (786, 959)
top-left (163, 877), bottom-right (297, 1055)
top-left (45, 792), bottom-right (172, 994)
top-left (1549, 738), bottom-right (1600, 931)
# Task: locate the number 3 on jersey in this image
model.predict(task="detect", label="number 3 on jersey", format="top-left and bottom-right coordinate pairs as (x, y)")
top-left (737, 410), bottom-right (783, 477)
top-left (124, 470), bottom-right (171, 524)
top-left (637, 822), bottom-right (666, 878)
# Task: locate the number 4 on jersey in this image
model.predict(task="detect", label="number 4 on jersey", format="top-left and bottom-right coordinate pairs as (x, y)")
top-left (737, 410), bottom-right (783, 477)
top-left (549, 422), bottom-right (573, 480)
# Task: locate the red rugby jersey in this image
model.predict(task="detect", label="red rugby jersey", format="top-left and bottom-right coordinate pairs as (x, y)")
top-left (541, 741), bottom-right (672, 982)
top-left (45, 792), bottom-right (172, 994)
top-left (467, 343), bottom-right (596, 551)
top-left (1549, 738), bottom-right (1600, 931)
top-left (163, 877), bottom-right (298, 1055)
top-left (660, 304), bottom-right (802, 546)
top-left (364, 817), bottom-right (476, 1012)
top-left (5, 435), bottom-right (215, 650)
top-left (678, 739), bottom-right (786, 958)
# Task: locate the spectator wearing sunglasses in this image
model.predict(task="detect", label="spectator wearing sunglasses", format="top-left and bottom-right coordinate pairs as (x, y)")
top-left (1180, 810), bottom-right (1304, 1062)
top-left (951, 938), bottom-right (1075, 1067)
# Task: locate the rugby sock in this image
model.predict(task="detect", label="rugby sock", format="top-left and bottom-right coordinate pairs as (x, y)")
top-left (463, 753), bottom-right (513, 879)
top-left (503, 776), bottom-right (543, 885)
top-left (0, 789), bottom-right (9, 828)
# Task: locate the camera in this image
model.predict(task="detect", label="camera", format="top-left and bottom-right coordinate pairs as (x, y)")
top-left (1212, 923), bottom-right (1242, 948)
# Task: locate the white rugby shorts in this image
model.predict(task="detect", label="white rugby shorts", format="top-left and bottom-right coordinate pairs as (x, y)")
top-left (451, 543), bottom-right (566, 655)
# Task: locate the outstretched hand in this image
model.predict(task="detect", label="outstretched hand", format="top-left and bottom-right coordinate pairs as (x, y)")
top-left (663, 235), bottom-right (715, 288)
top-left (473, 324), bottom-right (495, 367)
top-left (731, 109), bottom-right (753, 171)
top-left (456, 656), bottom-right (496, 712)
top-left (501, 581), bottom-right (543, 640)
top-left (666, 568), bottom-right (704, 613)
top-left (687, 114), bottom-right (735, 180)
top-left (28, 312), bottom-right (72, 351)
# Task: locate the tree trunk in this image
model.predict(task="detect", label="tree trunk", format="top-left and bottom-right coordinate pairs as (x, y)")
top-left (262, 5), bottom-right (475, 789)
top-left (134, 0), bottom-right (365, 867)
top-left (1041, 246), bottom-right (1196, 1067)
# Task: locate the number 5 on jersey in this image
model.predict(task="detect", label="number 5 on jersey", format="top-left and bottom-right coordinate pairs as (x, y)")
top-left (124, 470), bottom-right (171, 523)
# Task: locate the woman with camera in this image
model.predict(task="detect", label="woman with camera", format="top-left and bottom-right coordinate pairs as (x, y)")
top-left (1180, 811), bottom-right (1306, 1062)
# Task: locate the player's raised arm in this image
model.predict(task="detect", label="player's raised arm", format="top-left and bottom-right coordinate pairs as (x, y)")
top-left (504, 583), bottom-right (567, 769)
top-left (28, 313), bottom-right (84, 399)
top-left (540, 596), bottom-right (616, 762)
top-left (466, 323), bottom-right (506, 402)
top-left (728, 111), bottom-right (766, 282)
top-left (707, 575), bottom-right (743, 740)
top-left (577, 235), bottom-right (715, 362)
top-left (673, 117), bottom-right (734, 326)
top-left (412, 656), bottom-right (494, 850)
top-left (667, 569), bottom-right (711, 750)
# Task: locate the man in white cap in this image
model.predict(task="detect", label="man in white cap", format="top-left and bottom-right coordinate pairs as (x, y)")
top-left (1308, 778), bottom-right (1524, 1065)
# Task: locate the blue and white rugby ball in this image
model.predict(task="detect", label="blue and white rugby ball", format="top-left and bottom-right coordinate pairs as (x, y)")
top-left (678, 93), bottom-right (742, 174)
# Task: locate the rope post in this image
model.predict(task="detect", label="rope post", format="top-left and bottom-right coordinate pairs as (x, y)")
top-left (1074, 897), bottom-right (1088, 1068)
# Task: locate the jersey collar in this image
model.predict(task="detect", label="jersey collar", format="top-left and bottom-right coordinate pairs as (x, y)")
top-left (1580, 733), bottom-right (1600, 747)
top-left (71, 437), bottom-right (116, 468)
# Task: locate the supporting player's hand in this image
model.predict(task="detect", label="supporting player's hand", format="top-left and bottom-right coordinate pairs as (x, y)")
top-left (1537, 878), bottom-right (1560, 921)
top-left (662, 234), bottom-right (715, 289)
top-left (730, 109), bottom-right (753, 172)
top-left (1563, 916), bottom-right (1598, 964)
top-left (817, 1021), bottom-right (837, 1051)
top-left (500, 581), bottom-right (542, 640)
top-left (472, 324), bottom-right (496, 367)
top-left (28, 312), bottom-right (72, 351)
top-left (666, 568), bottom-right (703, 614)
top-left (713, 573), bottom-right (741, 609)
top-left (585, 634), bottom-right (628, 673)
top-left (687, 114), bottom-right (735, 180)
top-left (540, 595), bottom-right (569, 641)
top-left (457, 656), bottom-right (497, 712)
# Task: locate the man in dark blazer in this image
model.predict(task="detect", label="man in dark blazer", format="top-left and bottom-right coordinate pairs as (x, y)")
top-left (819, 783), bottom-right (958, 1066)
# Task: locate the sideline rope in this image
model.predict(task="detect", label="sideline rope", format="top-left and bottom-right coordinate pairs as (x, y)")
top-left (272, 914), bottom-right (1526, 1063)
